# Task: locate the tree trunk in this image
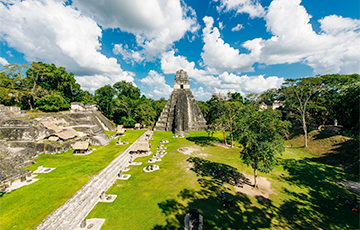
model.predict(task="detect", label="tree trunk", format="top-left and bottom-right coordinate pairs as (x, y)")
top-left (28, 99), bottom-right (33, 110)
top-left (223, 129), bottom-right (227, 146)
top-left (254, 169), bottom-right (258, 189)
top-left (302, 112), bottom-right (308, 147)
top-left (230, 124), bottom-right (234, 148)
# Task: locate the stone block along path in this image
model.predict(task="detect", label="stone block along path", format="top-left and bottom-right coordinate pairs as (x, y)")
top-left (35, 130), bottom-right (151, 230)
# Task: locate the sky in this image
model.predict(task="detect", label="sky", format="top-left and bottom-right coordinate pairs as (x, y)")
top-left (0, 0), bottom-right (359, 101)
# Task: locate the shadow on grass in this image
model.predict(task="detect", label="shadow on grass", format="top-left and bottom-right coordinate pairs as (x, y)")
top-left (311, 130), bottom-right (339, 140)
top-left (186, 136), bottom-right (220, 147)
top-left (277, 158), bottom-right (359, 229)
top-left (152, 157), bottom-right (276, 229)
top-left (153, 157), bottom-right (359, 230)
top-left (310, 138), bottom-right (359, 180)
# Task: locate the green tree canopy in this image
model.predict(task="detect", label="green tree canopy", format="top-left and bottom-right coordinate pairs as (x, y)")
top-left (95, 85), bottom-right (116, 119)
top-left (234, 104), bottom-right (290, 188)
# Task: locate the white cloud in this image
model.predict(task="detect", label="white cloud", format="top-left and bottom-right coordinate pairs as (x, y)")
top-left (206, 0), bottom-right (360, 75)
top-left (218, 21), bottom-right (225, 30)
top-left (160, 50), bottom-right (284, 100)
top-left (0, 57), bottom-right (9, 65)
top-left (217, 72), bottom-right (284, 94)
top-left (320, 15), bottom-right (360, 35)
top-left (72, 0), bottom-right (199, 59)
top-left (0, 0), bottom-right (134, 92)
top-left (253, 0), bottom-right (360, 74)
top-left (231, 24), bottom-right (244, 31)
top-left (113, 44), bottom-right (145, 64)
top-left (139, 70), bottom-right (173, 98)
top-left (192, 86), bottom-right (213, 101)
top-left (217, 0), bottom-right (265, 18)
top-left (76, 72), bottom-right (135, 93)
top-left (201, 16), bottom-right (257, 73)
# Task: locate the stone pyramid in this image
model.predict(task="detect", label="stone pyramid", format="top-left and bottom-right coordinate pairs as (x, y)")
top-left (154, 70), bottom-right (207, 135)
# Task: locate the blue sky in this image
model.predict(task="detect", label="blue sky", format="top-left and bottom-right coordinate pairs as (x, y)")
top-left (1, 0), bottom-right (359, 101)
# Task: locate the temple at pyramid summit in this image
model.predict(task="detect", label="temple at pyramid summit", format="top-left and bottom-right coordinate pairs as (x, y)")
top-left (154, 70), bottom-right (207, 135)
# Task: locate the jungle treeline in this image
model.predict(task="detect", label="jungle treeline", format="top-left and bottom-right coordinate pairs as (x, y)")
top-left (1, 62), bottom-right (359, 136)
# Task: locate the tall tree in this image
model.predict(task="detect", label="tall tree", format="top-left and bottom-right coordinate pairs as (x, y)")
top-left (0, 64), bottom-right (29, 108)
top-left (134, 98), bottom-right (157, 126)
top-left (280, 78), bottom-right (322, 147)
top-left (234, 104), bottom-right (290, 188)
top-left (95, 85), bottom-right (116, 119)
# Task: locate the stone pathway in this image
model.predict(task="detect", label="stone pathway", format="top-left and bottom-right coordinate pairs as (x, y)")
top-left (35, 130), bottom-right (151, 230)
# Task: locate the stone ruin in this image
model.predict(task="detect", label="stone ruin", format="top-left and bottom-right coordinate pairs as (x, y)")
top-left (154, 70), bottom-right (207, 135)
top-left (143, 164), bottom-right (159, 172)
top-left (0, 108), bottom-right (115, 189)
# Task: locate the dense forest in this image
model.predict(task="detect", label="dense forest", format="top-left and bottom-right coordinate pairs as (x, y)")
top-left (0, 62), bottom-right (166, 127)
top-left (1, 62), bottom-right (359, 139)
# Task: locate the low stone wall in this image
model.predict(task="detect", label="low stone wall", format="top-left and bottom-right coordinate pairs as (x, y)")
top-left (0, 105), bottom-right (21, 112)
top-left (0, 120), bottom-right (52, 141)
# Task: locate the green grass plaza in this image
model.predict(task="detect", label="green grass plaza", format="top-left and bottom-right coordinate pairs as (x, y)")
top-left (1, 129), bottom-right (359, 230)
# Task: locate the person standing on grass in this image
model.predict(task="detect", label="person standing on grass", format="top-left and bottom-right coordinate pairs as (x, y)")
top-left (184, 209), bottom-right (203, 230)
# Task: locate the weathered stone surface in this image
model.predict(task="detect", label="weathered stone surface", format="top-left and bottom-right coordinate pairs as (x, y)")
top-left (154, 70), bottom-right (207, 135)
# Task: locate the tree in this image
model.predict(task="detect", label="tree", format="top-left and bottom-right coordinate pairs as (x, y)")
top-left (113, 80), bottom-right (141, 100)
top-left (95, 85), bottom-right (116, 119)
top-left (258, 88), bottom-right (279, 104)
top-left (152, 97), bottom-right (167, 121)
top-left (234, 104), bottom-right (290, 188)
top-left (112, 81), bottom-right (142, 124)
top-left (335, 82), bottom-right (360, 135)
top-left (34, 92), bottom-right (70, 112)
top-left (197, 101), bottom-right (209, 121)
top-left (134, 99), bottom-right (157, 126)
top-left (279, 78), bottom-right (322, 147)
top-left (0, 64), bottom-right (29, 108)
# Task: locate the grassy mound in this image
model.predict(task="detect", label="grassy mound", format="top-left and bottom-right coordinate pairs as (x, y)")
top-left (286, 129), bottom-right (359, 180)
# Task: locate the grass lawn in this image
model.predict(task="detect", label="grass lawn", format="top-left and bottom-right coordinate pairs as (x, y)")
top-left (86, 131), bottom-right (359, 229)
top-left (1, 129), bottom-right (358, 229)
top-left (0, 130), bottom-right (146, 230)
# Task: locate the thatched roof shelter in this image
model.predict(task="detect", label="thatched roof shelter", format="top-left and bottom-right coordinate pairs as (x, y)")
top-left (48, 136), bottom-right (59, 142)
top-left (41, 121), bottom-right (62, 133)
top-left (130, 140), bottom-right (150, 153)
top-left (54, 129), bottom-right (79, 140)
top-left (117, 125), bottom-right (126, 133)
top-left (73, 141), bottom-right (89, 150)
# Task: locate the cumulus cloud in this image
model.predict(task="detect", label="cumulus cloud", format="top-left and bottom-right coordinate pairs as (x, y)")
top-left (217, 72), bottom-right (284, 95)
top-left (217, 0), bottom-right (265, 18)
top-left (192, 87), bottom-right (213, 101)
top-left (253, 0), bottom-right (360, 74)
top-left (140, 70), bottom-right (173, 98)
top-left (76, 72), bottom-right (135, 93)
top-left (204, 0), bottom-right (360, 75)
top-left (0, 57), bottom-right (9, 65)
top-left (0, 0), bottom-right (135, 92)
top-left (160, 50), bottom-right (284, 100)
top-left (72, 0), bottom-right (199, 59)
top-left (319, 15), bottom-right (360, 35)
top-left (231, 24), bottom-right (244, 31)
top-left (113, 44), bottom-right (145, 65)
top-left (201, 16), bottom-right (257, 73)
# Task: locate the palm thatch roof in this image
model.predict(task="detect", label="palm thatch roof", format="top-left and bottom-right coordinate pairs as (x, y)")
top-left (54, 129), bottom-right (79, 140)
top-left (130, 140), bottom-right (150, 152)
top-left (73, 141), bottom-right (89, 150)
top-left (41, 121), bottom-right (62, 133)
top-left (117, 125), bottom-right (126, 133)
